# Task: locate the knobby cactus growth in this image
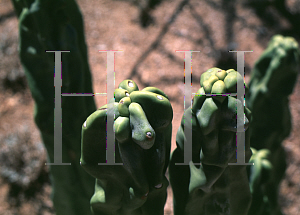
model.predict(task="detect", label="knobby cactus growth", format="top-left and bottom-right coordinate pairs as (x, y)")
top-left (247, 148), bottom-right (273, 215)
top-left (246, 35), bottom-right (300, 215)
top-left (169, 68), bottom-right (252, 215)
top-left (81, 80), bottom-right (173, 215)
top-left (12, 0), bottom-right (96, 214)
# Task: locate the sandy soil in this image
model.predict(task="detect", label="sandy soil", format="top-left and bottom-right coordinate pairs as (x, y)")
top-left (0, 0), bottom-right (300, 214)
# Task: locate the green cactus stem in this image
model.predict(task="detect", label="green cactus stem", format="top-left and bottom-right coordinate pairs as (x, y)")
top-left (81, 80), bottom-right (173, 215)
top-left (169, 68), bottom-right (252, 215)
top-left (245, 35), bottom-right (300, 215)
top-left (247, 148), bottom-right (273, 215)
top-left (11, 0), bottom-right (97, 214)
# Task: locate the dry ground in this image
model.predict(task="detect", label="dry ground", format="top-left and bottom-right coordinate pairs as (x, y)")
top-left (1, 0), bottom-right (300, 214)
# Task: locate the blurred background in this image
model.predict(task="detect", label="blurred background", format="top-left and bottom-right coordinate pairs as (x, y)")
top-left (0, 0), bottom-right (300, 214)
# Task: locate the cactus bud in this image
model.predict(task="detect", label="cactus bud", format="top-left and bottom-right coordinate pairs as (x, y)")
top-left (130, 91), bottom-right (173, 130)
top-left (118, 79), bottom-right (139, 93)
top-left (114, 88), bottom-right (130, 102)
top-left (215, 69), bottom-right (227, 80)
top-left (129, 102), bottom-right (156, 149)
top-left (223, 70), bottom-right (243, 93)
top-left (200, 67), bottom-right (221, 87)
top-left (142, 86), bottom-right (169, 99)
top-left (118, 97), bottom-right (131, 117)
top-left (114, 116), bottom-right (131, 143)
top-left (211, 80), bottom-right (227, 103)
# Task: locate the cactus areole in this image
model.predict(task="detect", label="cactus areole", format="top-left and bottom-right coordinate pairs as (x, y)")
top-left (81, 80), bottom-right (173, 215)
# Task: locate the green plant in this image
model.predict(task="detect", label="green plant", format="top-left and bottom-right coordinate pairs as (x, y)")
top-left (169, 68), bottom-right (252, 215)
top-left (11, 0), bottom-right (96, 214)
top-left (247, 148), bottom-right (272, 215)
top-left (81, 80), bottom-right (173, 215)
top-left (245, 35), bottom-right (300, 215)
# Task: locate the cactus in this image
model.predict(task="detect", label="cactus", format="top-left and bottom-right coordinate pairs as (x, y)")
top-left (11, 0), bottom-right (96, 214)
top-left (247, 148), bottom-right (273, 215)
top-left (169, 68), bottom-right (252, 215)
top-left (245, 35), bottom-right (300, 215)
top-left (81, 80), bottom-right (173, 215)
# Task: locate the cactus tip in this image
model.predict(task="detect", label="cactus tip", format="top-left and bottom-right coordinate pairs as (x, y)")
top-left (146, 131), bottom-right (153, 139)
top-left (128, 80), bottom-right (134, 87)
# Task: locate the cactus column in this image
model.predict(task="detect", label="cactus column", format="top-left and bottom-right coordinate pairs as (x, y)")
top-left (245, 35), bottom-right (300, 215)
top-left (81, 80), bottom-right (173, 215)
top-left (12, 0), bottom-right (96, 214)
top-left (169, 68), bottom-right (252, 215)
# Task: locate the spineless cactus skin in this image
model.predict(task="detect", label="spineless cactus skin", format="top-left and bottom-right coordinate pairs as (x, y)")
top-left (81, 80), bottom-right (173, 215)
top-left (246, 35), bottom-right (300, 215)
top-left (169, 67), bottom-right (252, 215)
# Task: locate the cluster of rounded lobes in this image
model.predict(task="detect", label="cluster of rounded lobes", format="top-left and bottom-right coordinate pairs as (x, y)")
top-left (200, 67), bottom-right (247, 96)
top-left (191, 67), bottom-right (251, 135)
top-left (82, 68), bottom-right (247, 154)
top-left (80, 68), bottom-right (251, 214)
top-left (81, 80), bottom-right (173, 214)
top-left (112, 80), bottom-right (173, 150)
top-left (83, 80), bottom-right (173, 150)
